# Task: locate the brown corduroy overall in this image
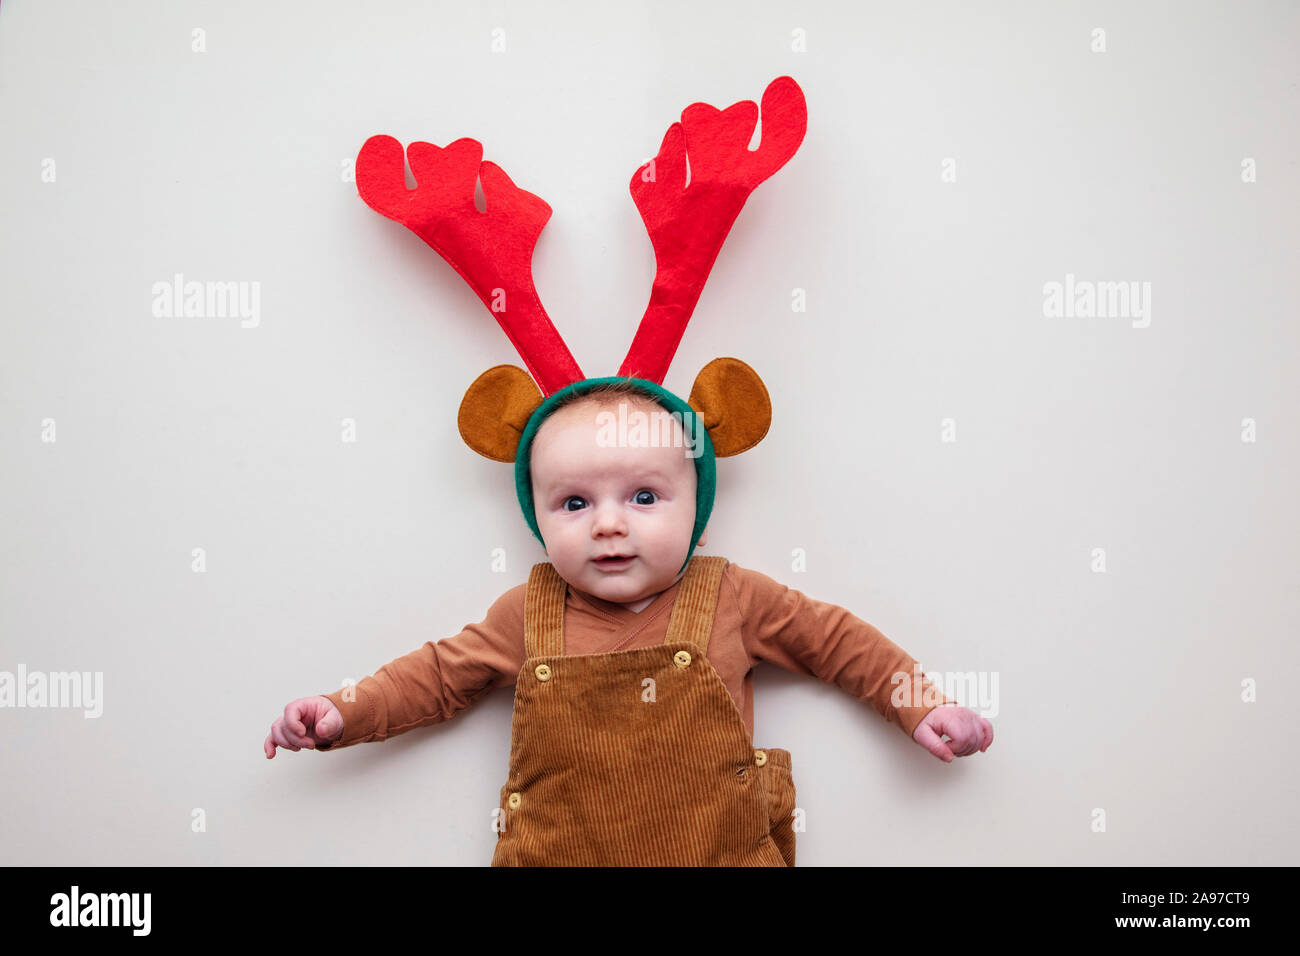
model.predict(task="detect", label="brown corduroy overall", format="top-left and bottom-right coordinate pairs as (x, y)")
top-left (491, 555), bottom-right (798, 866)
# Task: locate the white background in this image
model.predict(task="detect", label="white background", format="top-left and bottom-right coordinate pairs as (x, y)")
top-left (1, 0), bottom-right (1297, 865)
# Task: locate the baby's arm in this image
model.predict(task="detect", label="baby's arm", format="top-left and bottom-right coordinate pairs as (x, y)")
top-left (728, 563), bottom-right (959, 739)
top-left (266, 582), bottom-right (526, 756)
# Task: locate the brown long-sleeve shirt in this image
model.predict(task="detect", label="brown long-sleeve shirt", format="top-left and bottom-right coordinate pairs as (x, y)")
top-left (316, 559), bottom-right (954, 751)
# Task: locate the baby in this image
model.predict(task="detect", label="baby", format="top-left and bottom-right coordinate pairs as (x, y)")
top-left (264, 382), bottom-right (994, 866)
top-left (264, 75), bottom-right (993, 865)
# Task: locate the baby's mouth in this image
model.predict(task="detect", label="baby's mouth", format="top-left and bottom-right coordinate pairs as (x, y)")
top-left (594, 554), bottom-right (636, 569)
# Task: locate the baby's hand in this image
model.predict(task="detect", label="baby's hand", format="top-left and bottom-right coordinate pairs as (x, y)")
top-left (911, 704), bottom-right (992, 762)
top-left (264, 696), bottom-right (343, 759)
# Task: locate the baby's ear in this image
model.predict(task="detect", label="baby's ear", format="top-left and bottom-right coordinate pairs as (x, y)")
top-left (458, 365), bottom-right (543, 462)
top-left (688, 357), bottom-right (771, 457)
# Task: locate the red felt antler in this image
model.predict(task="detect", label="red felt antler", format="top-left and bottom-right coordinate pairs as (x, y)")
top-left (619, 76), bottom-right (807, 384)
top-left (355, 135), bottom-right (584, 396)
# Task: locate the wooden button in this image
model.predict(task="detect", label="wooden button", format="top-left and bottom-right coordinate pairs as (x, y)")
top-left (508, 792), bottom-right (521, 809)
top-left (673, 650), bottom-right (692, 668)
top-left (534, 663), bottom-right (551, 682)
top-left (754, 749), bottom-right (767, 766)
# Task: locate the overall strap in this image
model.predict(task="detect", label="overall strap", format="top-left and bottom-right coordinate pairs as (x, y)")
top-left (662, 556), bottom-right (728, 655)
top-left (523, 556), bottom-right (729, 658)
top-left (524, 562), bottom-right (568, 658)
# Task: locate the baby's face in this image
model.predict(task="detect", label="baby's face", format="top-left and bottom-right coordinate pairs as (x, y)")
top-left (530, 397), bottom-right (702, 609)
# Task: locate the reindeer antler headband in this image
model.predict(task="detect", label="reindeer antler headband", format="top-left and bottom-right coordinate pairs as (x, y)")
top-left (355, 76), bottom-right (807, 568)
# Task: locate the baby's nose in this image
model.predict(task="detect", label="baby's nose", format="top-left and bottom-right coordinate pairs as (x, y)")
top-left (591, 501), bottom-right (627, 535)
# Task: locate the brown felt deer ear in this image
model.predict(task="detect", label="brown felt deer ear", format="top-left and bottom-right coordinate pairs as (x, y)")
top-left (688, 357), bottom-right (772, 457)
top-left (458, 365), bottom-right (543, 462)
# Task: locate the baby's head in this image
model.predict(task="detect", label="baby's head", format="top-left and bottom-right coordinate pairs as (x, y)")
top-left (519, 380), bottom-right (713, 608)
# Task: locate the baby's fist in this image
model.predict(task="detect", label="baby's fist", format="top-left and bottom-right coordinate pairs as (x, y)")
top-left (264, 696), bottom-right (343, 759)
top-left (912, 704), bottom-right (992, 762)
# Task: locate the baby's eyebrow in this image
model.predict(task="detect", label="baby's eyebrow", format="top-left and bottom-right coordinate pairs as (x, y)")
top-left (632, 469), bottom-right (672, 484)
top-left (542, 469), bottom-right (674, 496)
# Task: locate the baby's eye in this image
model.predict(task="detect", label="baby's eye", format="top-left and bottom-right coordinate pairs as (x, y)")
top-left (634, 490), bottom-right (657, 505)
top-left (562, 496), bottom-right (587, 511)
